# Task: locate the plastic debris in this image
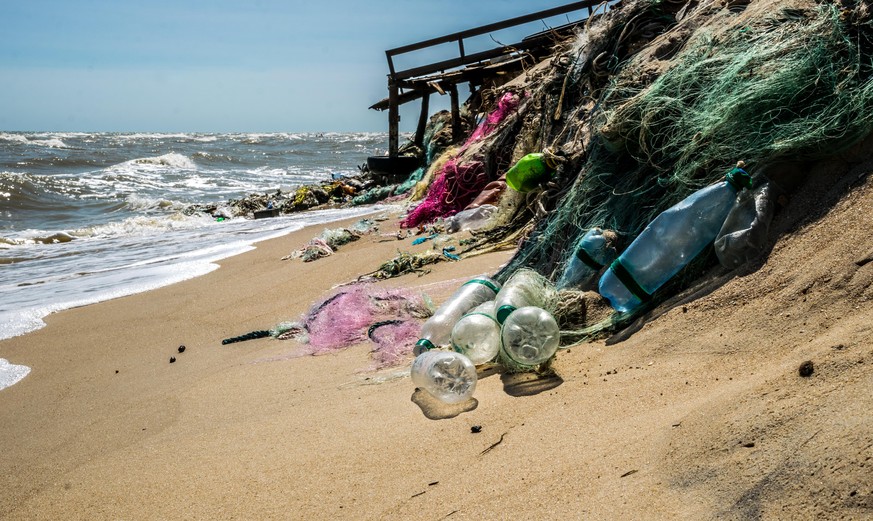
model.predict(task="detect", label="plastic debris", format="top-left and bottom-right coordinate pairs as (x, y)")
top-left (598, 167), bottom-right (752, 313)
top-left (715, 181), bottom-right (776, 269)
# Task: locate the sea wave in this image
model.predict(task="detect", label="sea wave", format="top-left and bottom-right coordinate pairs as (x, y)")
top-left (0, 133), bottom-right (68, 148)
top-left (82, 212), bottom-right (218, 238)
top-left (0, 171), bottom-right (87, 207)
top-left (131, 152), bottom-right (197, 170)
top-left (123, 193), bottom-right (189, 212)
top-left (0, 132), bottom-right (30, 144)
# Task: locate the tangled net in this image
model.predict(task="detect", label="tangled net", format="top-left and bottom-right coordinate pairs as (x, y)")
top-left (274, 283), bottom-right (433, 368)
top-left (501, 0), bottom-right (873, 283)
top-left (401, 92), bottom-right (523, 228)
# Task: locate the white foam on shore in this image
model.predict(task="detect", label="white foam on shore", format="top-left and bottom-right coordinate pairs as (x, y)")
top-left (0, 204), bottom-right (389, 341)
top-left (0, 358), bottom-right (31, 391)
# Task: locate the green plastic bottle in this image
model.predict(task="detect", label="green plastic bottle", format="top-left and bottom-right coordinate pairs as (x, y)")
top-left (505, 153), bottom-right (558, 192)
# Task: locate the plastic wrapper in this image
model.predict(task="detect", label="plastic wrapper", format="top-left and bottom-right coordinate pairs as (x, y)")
top-left (715, 182), bottom-right (775, 269)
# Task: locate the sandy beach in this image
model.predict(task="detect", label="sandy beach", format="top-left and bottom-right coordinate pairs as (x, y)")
top-left (2, 162), bottom-right (872, 520)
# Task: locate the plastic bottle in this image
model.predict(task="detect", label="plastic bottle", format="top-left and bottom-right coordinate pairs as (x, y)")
top-left (414, 276), bottom-right (501, 355)
top-left (451, 300), bottom-right (501, 365)
top-left (494, 268), bottom-right (557, 324)
top-left (410, 350), bottom-right (477, 404)
top-left (500, 306), bottom-right (561, 367)
top-left (714, 181), bottom-right (774, 269)
top-left (598, 166), bottom-right (753, 313)
top-left (445, 204), bottom-right (498, 233)
top-left (557, 227), bottom-right (618, 289)
top-left (505, 153), bottom-right (559, 192)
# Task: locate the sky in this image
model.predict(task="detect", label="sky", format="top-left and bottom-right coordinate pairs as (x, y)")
top-left (0, 1), bottom-right (586, 132)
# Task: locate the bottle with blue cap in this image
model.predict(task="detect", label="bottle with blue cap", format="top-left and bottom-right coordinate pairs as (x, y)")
top-left (557, 227), bottom-right (618, 290)
top-left (414, 276), bottom-right (501, 356)
top-left (598, 162), bottom-right (753, 313)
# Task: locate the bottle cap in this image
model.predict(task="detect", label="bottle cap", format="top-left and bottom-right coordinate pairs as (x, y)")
top-left (496, 304), bottom-right (517, 324)
top-left (726, 166), bottom-right (752, 191)
top-left (414, 338), bottom-right (435, 356)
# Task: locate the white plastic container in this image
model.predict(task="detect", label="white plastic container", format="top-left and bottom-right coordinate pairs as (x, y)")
top-left (500, 306), bottom-right (561, 367)
top-left (598, 167), bottom-right (752, 312)
top-left (410, 350), bottom-right (477, 404)
top-left (414, 276), bottom-right (501, 355)
top-left (446, 204), bottom-right (498, 233)
top-left (451, 300), bottom-right (501, 365)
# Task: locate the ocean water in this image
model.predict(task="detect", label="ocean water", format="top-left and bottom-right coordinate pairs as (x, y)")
top-left (0, 131), bottom-right (392, 350)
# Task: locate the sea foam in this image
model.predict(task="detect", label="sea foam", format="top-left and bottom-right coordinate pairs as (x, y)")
top-left (131, 152), bottom-right (197, 170)
top-left (0, 358), bottom-right (31, 391)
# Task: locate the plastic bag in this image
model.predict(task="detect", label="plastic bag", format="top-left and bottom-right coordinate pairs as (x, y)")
top-left (714, 182), bottom-right (775, 269)
top-left (445, 204), bottom-right (498, 233)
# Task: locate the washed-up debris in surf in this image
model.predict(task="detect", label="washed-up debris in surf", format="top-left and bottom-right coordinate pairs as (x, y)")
top-left (282, 218), bottom-right (380, 262)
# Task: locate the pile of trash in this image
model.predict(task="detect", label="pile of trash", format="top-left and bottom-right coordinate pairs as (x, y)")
top-left (411, 268), bottom-right (562, 404)
top-left (282, 219), bottom-right (380, 262)
top-left (384, 0), bottom-right (873, 332)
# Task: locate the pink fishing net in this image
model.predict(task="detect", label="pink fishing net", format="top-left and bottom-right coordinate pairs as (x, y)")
top-left (368, 320), bottom-right (422, 368)
top-left (465, 92), bottom-right (520, 144)
top-left (400, 159), bottom-right (489, 228)
top-left (298, 283), bottom-right (431, 366)
top-left (400, 92), bottom-right (522, 228)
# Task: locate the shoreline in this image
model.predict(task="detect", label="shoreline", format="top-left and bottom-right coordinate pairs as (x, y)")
top-left (0, 207), bottom-right (517, 518)
top-left (2, 175), bottom-right (871, 518)
top-left (0, 203), bottom-right (391, 344)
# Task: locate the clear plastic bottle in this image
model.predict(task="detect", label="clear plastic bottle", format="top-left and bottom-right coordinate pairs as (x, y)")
top-left (557, 227), bottom-right (618, 290)
top-left (410, 350), bottom-right (477, 404)
top-left (414, 276), bottom-right (501, 355)
top-left (598, 166), bottom-right (752, 312)
top-left (500, 306), bottom-right (561, 367)
top-left (451, 300), bottom-right (500, 365)
top-left (494, 268), bottom-right (557, 324)
top-left (445, 204), bottom-right (498, 233)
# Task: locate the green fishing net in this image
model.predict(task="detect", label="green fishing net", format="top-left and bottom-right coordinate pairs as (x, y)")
top-left (501, 1), bottom-right (873, 284)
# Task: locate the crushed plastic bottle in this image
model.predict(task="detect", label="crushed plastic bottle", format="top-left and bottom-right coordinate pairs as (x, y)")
top-left (598, 165), bottom-right (753, 313)
top-left (414, 276), bottom-right (501, 356)
top-left (500, 306), bottom-right (561, 367)
top-left (411, 350), bottom-right (477, 404)
top-left (445, 204), bottom-right (498, 233)
top-left (494, 268), bottom-right (558, 324)
top-left (714, 181), bottom-right (775, 269)
top-left (557, 227), bottom-right (618, 289)
top-left (505, 153), bottom-right (559, 192)
top-left (451, 300), bottom-right (501, 365)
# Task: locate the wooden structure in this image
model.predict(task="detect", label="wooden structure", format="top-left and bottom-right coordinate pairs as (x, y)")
top-left (370, 1), bottom-right (604, 160)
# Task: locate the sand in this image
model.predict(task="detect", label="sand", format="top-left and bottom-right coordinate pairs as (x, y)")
top-left (1, 165), bottom-right (872, 519)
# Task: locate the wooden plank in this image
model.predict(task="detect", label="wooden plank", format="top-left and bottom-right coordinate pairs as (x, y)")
top-left (392, 24), bottom-right (578, 81)
top-left (388, 81), bottom-right (400, 156)
top-left (385, 1), bottom-right (596, 57)
top-left (415, 93), bottom-right (431, 148)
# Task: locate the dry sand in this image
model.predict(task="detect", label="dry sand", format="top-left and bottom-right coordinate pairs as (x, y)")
top-left (1, 164), bottom-right (872, 519)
